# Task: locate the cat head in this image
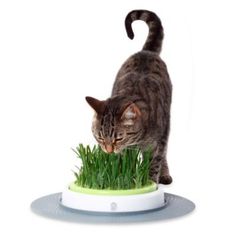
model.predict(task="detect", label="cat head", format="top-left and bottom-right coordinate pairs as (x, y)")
top-left (85, 96), bottom-right (142, 153)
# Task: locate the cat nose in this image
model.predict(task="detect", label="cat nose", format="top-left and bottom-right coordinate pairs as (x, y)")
top-left (105, 144), bottom-right (113, 153)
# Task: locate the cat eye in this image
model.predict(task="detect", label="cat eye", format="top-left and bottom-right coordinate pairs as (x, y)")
top-left (97, 137), bottom-right (104, 142)
top-left (116, 138), bottom-right (123, 141)
top-left (113, 138), bottom-right (123, 143)
top-left (127, 132), bottom-right (137, 135)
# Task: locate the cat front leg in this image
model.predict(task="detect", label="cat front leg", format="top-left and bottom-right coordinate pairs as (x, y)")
top-left (149, 144), bottom-right (172, 185)
top-left (149, 153), bottom-right (162, 184)
top-left (159, 157), bottom-right (172, 184)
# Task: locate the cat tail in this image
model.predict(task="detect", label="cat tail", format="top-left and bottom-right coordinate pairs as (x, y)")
top-left (125, 10), bottom-right (164, 54)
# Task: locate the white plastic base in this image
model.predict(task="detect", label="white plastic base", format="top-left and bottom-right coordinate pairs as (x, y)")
top-left (61, 187), bottom-right (165, 213)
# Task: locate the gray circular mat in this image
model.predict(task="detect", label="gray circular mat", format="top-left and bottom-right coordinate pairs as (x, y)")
top-left (31, 192), bottom-right (195, 224)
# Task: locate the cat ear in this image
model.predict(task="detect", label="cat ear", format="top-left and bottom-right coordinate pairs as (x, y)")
top-left (121, 103), bottom-right (141, 124)
top-left (85, 96), bottom-right (106, 114)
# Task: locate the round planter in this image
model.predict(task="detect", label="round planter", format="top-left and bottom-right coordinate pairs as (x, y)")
top-left (61, 182), bottom-right (165, 213)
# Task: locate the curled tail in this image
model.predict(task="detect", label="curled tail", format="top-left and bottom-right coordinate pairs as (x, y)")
top-left (125, 10), bottom-right (164, 54)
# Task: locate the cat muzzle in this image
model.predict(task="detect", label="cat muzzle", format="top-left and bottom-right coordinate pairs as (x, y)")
top-left (105, 144), bottom-right (114, 153)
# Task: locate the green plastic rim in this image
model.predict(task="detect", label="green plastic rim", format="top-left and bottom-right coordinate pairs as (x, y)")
top-left (69, 181), bottom-right (157, 196)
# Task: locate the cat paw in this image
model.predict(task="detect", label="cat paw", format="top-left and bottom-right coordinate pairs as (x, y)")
top-left (159, 175), bottom-right (173, 185)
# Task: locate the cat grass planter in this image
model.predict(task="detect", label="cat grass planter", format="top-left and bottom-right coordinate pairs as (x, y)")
top-left (61, 145), bottom-right (165, 213)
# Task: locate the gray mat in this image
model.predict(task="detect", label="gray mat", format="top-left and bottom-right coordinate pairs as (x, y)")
top-left (31, 192), bottom-right (195, 224)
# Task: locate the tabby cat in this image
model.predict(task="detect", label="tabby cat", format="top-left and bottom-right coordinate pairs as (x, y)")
top-left (85, 10), bottom-right (172, 184)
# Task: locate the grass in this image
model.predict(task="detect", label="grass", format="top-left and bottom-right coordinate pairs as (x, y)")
top-left (72, 144), bottom-right (153, 190)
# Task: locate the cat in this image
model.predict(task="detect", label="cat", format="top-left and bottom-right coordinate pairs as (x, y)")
top-left (85, 10), bottom-right (172, 184)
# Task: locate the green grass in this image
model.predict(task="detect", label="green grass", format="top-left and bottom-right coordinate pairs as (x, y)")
top-left (72, 144), bottom-right (153, 190)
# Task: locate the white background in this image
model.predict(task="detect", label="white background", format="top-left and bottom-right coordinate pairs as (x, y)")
top-left (0, 0), bottom-right (236, 235)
